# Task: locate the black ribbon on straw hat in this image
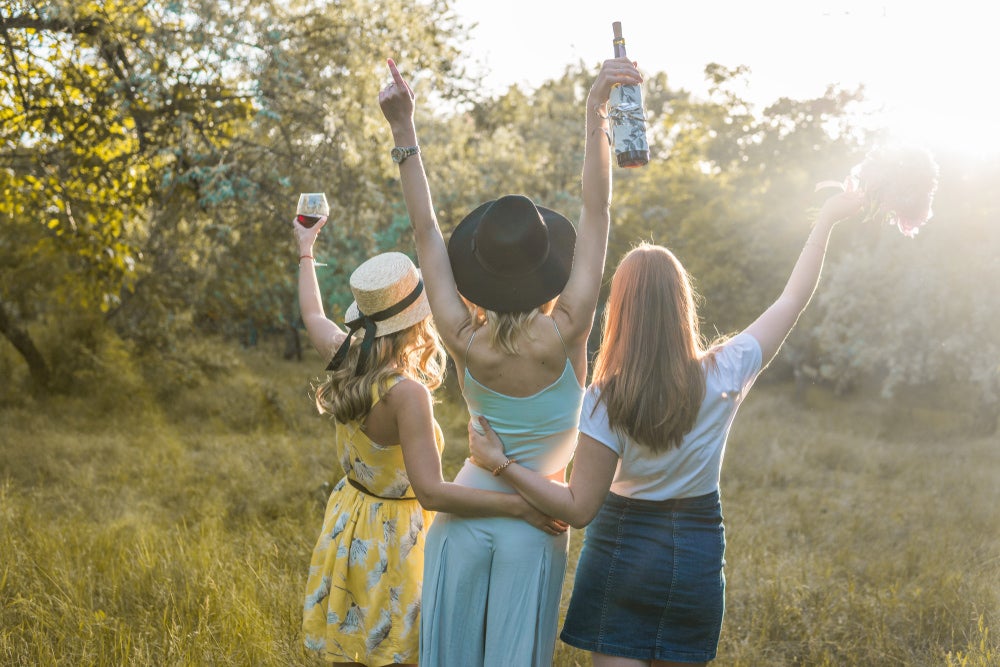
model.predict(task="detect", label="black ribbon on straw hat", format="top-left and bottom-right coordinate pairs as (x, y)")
top-left (326, 279), bottom-right (425, 376)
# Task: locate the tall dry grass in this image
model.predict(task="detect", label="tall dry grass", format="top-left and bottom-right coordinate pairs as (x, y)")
top-left (0, 343), bottom-right (996, 666)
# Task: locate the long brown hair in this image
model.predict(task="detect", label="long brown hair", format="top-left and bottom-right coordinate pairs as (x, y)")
top-left (314, 317), bottom-right (446, 423)
top-left (591, 243), bottom-right (712, 452)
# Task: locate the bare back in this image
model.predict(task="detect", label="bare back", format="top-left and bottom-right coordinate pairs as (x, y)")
top-left (457, 315), bottom-right (586, 397)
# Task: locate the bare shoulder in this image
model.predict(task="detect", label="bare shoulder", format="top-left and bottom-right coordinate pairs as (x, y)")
top-left (381, 376), bottom-right (432, 408)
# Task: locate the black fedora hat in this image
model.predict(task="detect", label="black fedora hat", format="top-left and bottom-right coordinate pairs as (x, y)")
top-left (448, 195), bottom-right (576, 313)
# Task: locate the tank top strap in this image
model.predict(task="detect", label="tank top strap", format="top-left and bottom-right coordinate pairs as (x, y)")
top-left (551, 318), bottom-right (569, 360)
top-left (371, 374), bottom-right (403, 407)
top-left (464, 328), bottom-right (478, 367)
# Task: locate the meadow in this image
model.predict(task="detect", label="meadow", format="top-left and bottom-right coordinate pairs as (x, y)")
top-left (1, 341), bottom-right (996, 666)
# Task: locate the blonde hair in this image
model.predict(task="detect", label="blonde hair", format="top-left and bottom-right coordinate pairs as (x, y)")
top-left (315, 317), bottom-right (446, 423)
top-left (592, 243), bottom-right (717, 452)
top-left (468, 299), bottom-right (556, 355)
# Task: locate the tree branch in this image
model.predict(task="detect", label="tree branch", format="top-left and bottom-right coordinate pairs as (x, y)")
top-left (0, 12), bottom-right (30, 108)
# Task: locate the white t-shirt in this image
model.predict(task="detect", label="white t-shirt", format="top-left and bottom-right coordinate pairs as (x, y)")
top-left (579, 332), bottom-right (763, 500)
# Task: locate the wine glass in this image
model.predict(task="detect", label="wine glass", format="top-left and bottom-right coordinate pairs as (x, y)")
top-left (296, 193), bottom-right (330, 228)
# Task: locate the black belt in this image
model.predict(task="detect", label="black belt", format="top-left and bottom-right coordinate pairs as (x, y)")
top-left (347, 477), bottom-right (416, 501)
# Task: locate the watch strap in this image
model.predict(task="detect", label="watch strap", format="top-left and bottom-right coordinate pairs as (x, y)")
top-left (391, 145), bottom-right (420, 163)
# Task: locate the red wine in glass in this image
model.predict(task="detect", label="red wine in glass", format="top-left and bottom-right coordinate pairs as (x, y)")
top-left (296, 193), bottom-right (329, 228)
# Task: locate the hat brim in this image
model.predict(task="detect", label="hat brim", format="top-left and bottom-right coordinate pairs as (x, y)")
top-left (448, 201), bottom-right (576, 313)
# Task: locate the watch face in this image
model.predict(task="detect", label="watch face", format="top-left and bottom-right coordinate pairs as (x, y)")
top-left (392, 146), bottom-right (418, 163)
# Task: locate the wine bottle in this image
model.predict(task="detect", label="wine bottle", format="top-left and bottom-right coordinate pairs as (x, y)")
top-left (609, 21), bottom-right (649, 168)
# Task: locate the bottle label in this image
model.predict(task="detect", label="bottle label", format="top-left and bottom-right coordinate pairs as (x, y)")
top-left (609, 84), bottom-right (649, 157)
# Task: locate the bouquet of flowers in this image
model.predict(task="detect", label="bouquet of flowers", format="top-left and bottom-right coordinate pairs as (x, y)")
top-left (817, 145), bottom-right (939, 237)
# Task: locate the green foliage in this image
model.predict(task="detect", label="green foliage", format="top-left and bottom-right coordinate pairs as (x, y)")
top-left (0, 1), bottom-right (994, 430)
top-left (0, 0), bottom-right (468, 387)
top-left (417, 63), bottom-right (597, 237)
top-left (608, 65), bottom-right (869, 335)
top-left (34, 311), bottom-right (146, 401)
top-left (1, 1), bottom-right (154, 307)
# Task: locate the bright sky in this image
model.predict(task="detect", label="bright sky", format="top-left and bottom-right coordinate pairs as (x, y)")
top-left (449, 0), bottom-right (1000, 156)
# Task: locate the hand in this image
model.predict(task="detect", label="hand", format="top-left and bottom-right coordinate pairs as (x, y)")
top-left (378, 58), bottom-right (416, 135)
top-left (588, 57), bottom-right (643, 108)
top-left (816, 191), bottom-right (864, 227)
top-left (293, 214), bottom-right (327, 255)
top-left (512, 495), bottom-right (569, 536)
top-left (468, 416), bottom-right (508, 471)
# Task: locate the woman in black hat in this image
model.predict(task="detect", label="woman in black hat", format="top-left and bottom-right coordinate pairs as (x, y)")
top-left (378, 56), bottom-right (643, 666)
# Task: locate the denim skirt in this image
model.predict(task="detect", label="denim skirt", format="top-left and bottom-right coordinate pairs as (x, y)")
top-left (560, 490), bottom-right (725, 662)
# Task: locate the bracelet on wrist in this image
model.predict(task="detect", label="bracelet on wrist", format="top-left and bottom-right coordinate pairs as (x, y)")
top-left (299, 255), bottom-right (327, 267)
top-left (491, 457), bottom-right (515, 476)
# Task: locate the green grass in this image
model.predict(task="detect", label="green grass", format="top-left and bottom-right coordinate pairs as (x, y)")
top-left (0, 343), bottom-right (996, 666)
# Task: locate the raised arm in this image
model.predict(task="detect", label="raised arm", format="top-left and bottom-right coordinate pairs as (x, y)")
top-left (294, 216), bottom-right (346, 361)
top-left (388, 380), bottom-right (566, 535)
top-left (468, 416), bottom-right (618, 529)
top-left (552, 58), bottom-right (643, 346)
top-left (743, 191), bottom-right (863, 366)
top-left (377, 59), bottom-right (471, 354)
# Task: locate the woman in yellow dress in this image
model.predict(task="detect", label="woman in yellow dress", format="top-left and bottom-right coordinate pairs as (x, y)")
top-left (294, 216), bottom-right (566, 666)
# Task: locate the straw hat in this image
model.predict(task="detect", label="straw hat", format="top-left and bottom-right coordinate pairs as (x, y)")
top-left (447, 194), bottom-right (576, 313)
top-left (327, 252), bottom-right (430, 374)
top-left (344, 252), bottom-right (430, 336)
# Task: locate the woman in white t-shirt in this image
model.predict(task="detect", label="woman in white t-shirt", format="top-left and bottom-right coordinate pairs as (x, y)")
top-left (469, 190), bottom-right (863, 667)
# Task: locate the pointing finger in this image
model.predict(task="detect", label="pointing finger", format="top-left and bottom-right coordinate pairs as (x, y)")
top-left (387, 58), bottom-right (406, 88)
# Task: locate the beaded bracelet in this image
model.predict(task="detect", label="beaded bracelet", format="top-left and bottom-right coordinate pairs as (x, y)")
top-left (491, 458), bottom-right (515, 476)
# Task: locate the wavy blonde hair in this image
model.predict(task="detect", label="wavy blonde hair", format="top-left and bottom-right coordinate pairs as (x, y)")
top-left (468, 299), bottom-right (556, 355)
top-left (314, 317), bottom-right (446, 424)
top-left (592, 243), bottom-right (720, 452)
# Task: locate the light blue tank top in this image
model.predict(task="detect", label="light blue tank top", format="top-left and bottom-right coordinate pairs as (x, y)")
top-left (457, 321), bottom-right (584, 490)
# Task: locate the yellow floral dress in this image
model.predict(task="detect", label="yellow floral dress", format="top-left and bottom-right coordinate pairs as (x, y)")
top-left (303, 377), bottom-right (442, 665)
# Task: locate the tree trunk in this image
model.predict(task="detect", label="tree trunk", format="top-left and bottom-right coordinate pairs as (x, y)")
top-left (284, 323), bottom-right (302, 361)
top-left (0, 299), bottom-right (52, 389)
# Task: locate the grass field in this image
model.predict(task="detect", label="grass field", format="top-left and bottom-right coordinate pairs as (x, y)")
top-left (1, 342), bottom-right (996, 666)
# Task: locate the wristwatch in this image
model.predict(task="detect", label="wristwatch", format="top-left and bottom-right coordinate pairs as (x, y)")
top-left (391, 145), bottom-right (420, 164)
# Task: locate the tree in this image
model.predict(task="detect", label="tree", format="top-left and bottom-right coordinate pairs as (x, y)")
top-left (0, 0), bottom-right (468, 389)
top-left (2, 0), bottom-right (172, 382)
top-left (609, 64), bottom-right (868, 336)
top-left (798, 149), bottom-right (1000, 434)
